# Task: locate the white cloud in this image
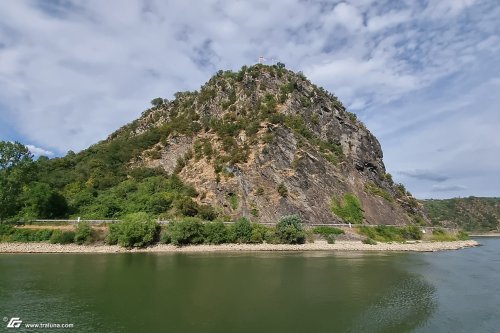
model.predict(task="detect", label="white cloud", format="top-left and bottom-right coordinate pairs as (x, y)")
top-left (26, 144), bottom-right (54, 157)
top-left (0, 0), bottom-right (499, 198)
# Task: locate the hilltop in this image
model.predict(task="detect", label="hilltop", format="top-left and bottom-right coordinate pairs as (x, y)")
top-left (2, 64), bottom-right (427, 225)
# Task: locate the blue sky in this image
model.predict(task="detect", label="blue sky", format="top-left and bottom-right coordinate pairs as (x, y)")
top-left (0, 0), bottom-right (499, 199)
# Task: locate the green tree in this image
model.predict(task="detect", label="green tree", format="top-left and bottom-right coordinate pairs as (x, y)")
top-left (275, 215), bottom-right (306, 244)
top-left (150, 97), bottom-right (164, 107)
top-left (0, 141), bottom-right (35, 221)
top-left (106, 212), bottom-right (159, 247)
top-left (19, 182), bottom-right (68, 219)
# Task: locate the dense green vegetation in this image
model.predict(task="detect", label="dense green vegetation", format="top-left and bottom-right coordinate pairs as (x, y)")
top-left (275, 215), bottom-right (306, 244)
top-left (422, 197), bottom-right (500, 231)
top-left (157, 215), bottom-right (306, 247)
top-left (106, 213), bottom-right (159, 247)
top-left (331, 193), bottom-right (364, 224)
top-left (0, 224), bottom-right (53, 242)
top-left (358, 225), bottom-right (422, 243)
top-left (312, 226), bottom-right (345, 237)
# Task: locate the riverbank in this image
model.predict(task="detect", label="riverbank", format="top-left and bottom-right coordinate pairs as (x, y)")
top-left (0, 239), bottom-right (479, 253)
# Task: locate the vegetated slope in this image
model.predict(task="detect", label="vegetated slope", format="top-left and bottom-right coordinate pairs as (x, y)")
top-left (18, 64), bottom-right (427, 225)
top-left (421, 197), bottom-right (500, 231)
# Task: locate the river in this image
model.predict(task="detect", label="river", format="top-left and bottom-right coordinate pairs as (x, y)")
top-left (1, 238), bottom-right (499, 333)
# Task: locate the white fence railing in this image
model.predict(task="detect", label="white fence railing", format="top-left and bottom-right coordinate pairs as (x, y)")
top-left (28, 219), bottom-right (455, 230)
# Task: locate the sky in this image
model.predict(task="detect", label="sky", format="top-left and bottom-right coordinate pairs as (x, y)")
top-left (0, 0), bottom-right (499, 199)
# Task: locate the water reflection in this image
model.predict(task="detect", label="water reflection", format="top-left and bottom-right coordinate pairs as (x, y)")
top-left (0, 251), bottom-right (437, 333)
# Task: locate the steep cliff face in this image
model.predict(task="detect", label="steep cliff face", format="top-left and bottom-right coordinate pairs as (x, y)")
top-left (111, 64), bottom-right (427, 224)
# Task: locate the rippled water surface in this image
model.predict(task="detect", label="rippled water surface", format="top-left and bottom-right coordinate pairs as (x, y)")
top-left (1, 238), bottom-right (499, 333)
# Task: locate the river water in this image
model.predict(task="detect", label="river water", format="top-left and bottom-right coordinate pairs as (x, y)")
top-left (0, 238), bottom-right (499, 333)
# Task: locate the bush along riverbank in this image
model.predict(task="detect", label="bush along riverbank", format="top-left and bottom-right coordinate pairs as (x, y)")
top-left (0, 213), bottom-right (473, 251)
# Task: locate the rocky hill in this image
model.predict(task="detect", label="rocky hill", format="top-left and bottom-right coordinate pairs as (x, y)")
top-left (421, 197), bottom-right (500, 231)
top-left (4, 64), bottom-right (427, 225)
top-left (101, 64), bottom-right (425, 224)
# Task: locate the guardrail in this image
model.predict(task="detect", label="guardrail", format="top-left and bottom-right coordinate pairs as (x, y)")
top-left (28, 219), bottom-right (455, 230)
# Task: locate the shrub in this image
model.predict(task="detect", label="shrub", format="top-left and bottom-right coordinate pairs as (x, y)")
top-left (358, 225), bottom-right (423, 242)
top-left (50, 230), bottom-right (76, 244)
top-left (312, 226), bottom-right (345, 237)
top-left (159, 227), bottom-right (172, 244)
top-left (326, 234), bottom-right (335, 244)
top-left (0, 226), bottom-right (53, 243)
top-left (430, 228), bottom-right (457, 242)
top-left (276, 215), bottom-right (306, 244)
top-left (232, 217), bottom-right (253, 243)
top-left (331, 193), bottom-right (364, 224)
top-left (457, 230), bottom-right (469, 240)
top-left (250, 223), bottom-right (270, 244)
top-left (106, 213), bottom-right (159, 247)
top-left (204, 221), bottom-right (228, 244)
top-left (365, 182), bottom-right (393, 202)
top-left (277, 183), bottom-right (288, 198)
top-left (106, 224), bottom-right (120, 245)
top-left (362, 238), bottom-right (377, 245)
top-left (169, 217), bottom-right (205, 246)
top-left (197, 204), bottom-right (217, 221)
top-left (228, 193), bottom-right (239, 210)
top-left (399, 225), bottom-right (422, 240)
top-left (74, 222), bottom-right (94, 244)
top-left (175, 197), bottom-right (199, 217)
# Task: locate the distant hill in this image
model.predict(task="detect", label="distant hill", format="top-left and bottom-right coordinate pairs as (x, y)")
top-left (421, 197), bottom-right (500, 231)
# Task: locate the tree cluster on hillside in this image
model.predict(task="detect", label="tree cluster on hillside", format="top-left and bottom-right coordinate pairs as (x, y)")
top-left (0, 141), bottom-right (214, 222)
top-left (422, 197), bottom-right (500, 231)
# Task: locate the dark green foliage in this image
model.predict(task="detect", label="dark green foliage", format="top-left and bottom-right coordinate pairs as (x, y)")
top-left (249, 223), bottom-right (268, 243)
top-left (74, 222), bottom-right (94, 244)
top-left (50, 230), bottom-right (75, 244)
top-left (106, 213), bottom-right (159, 247)
top-left (0, 141), bottom-right (35, 221)
top-left (232, 217), bottom-right (253, 243)
top-left (399, 225), bottom-right (423, 240)
top-left (19, 182), bottom-right (68, 219)
top-left (277, 183), bottom-right (288, 198)
top-left (312, 226), bottom-right (345, 237)
top-left (175, 197), bottom-right (199, 217)
top-left (168, 217), bottom-right (205, 246)
top-left (203, 221), bottom-right (228, 244)
top-left (197, 205), bottom-right (217, 221)
top-left (150, 97), bottom-right (164, 107)
top-left (275, 215), bottom-right (306, 244)
top-left (0, 225), bottom-right (53, 243)
top-left (331, 193), bottom-right (364, 224)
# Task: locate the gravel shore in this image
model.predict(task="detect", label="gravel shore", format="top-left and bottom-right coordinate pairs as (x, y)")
top-left (0, 239), bottom-right (479, 253)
